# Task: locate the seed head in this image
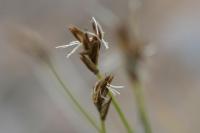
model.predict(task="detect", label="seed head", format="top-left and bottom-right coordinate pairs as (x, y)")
top-left (56, 17), bottom-right (109, 75)
top-left (92, 75), bottom-right (113, 120)
top-left (92, 75), bottom-right (123, 120)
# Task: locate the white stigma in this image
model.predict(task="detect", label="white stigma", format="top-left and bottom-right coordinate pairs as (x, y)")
top-left (91, 17), bottom-right (109, 49)
top-left (108, 84), bottom-right (124, 89)
top-left (55, 41), bottom-right (80, 48)
top-left (106, 84), bottom-right (124, 95)
top-left (56, 41), bottom-right (82, 58)
top-left (66, 43), bottom-right (81, 58)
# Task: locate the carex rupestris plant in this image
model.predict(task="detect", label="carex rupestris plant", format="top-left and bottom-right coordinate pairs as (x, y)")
top-left (56, 17), bottom-right (134, 133)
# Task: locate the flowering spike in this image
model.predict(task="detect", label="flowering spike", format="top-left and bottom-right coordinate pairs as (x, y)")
top-left (92, 75), bottom-right (114, 120)
top-left (56, 17), bottom-right (109, 62)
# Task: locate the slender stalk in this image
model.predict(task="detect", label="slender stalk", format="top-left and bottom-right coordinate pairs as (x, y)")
top-left (132, 82), bottom-right (152, 133)
top-left (47, 61), bottom-right (100, 132)
top-left (101, 119), bottom-right (106, 133)
top-left (108, 92), bottom-right (134, 133)
top-left (97, 73), bottom-right (134, 133)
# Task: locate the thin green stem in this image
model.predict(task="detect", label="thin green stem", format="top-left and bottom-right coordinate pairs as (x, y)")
top-left (132, 82), bottom-right (152, 133)
top-left (97, 73), bottom-right (134, 133)
top-left (47, 61), bottom-right (100, 132)
top-left (108, 92), bottom-right (134, 133)
top-left (101, 119), bottom-right (106, 133)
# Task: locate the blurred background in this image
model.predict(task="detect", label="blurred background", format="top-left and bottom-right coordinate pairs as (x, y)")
top-left (0, 0), bottom-right (200, 133)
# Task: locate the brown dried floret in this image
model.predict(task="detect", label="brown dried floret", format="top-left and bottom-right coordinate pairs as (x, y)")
top-left (92, 75), bottom-right (114, 120)
top-left (56, 18), bottom-right (108, 76)
top-left (67, 19), bottom-right (105, 75)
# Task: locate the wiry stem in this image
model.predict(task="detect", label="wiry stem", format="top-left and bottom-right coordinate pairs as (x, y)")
top-left (97, 73), bottom-right (134, 133)
top-left (101, 119), bottom-right (106, 133)
top-left (132, 82), bottom-right (152, 133)
top-left (108, 92), bottom-right (134, 133)
top-left (47, 61), bottom-right (100, 132)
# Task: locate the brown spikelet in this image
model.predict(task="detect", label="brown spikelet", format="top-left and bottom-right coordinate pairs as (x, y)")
top-left (92, 75), bottom-right (114, 120)
top-left (68, 22), bottom-right (103, 76)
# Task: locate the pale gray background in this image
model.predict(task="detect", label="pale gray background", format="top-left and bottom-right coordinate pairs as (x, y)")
top-left (0, 0), bottom-right (200, 133)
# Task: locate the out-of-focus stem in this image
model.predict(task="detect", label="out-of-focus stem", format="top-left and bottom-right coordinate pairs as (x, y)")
top-left (47, 61), bottom-right (100, 132)
top-left (97, 73), bottom-right (134, 133)
top-left (132, 82), bottom-right (152, 133)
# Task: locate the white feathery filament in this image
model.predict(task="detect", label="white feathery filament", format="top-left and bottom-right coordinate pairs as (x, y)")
top-left (56, 41), bottom-right (82, 58)
top-left (106, 84), bottom-right (124, 95)
top-left (91, 17), bottom-right (109, 49)
top-left (55, 41), bottom-right (80, 48)
top-left (66, 43), bottom-right (81, 58)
